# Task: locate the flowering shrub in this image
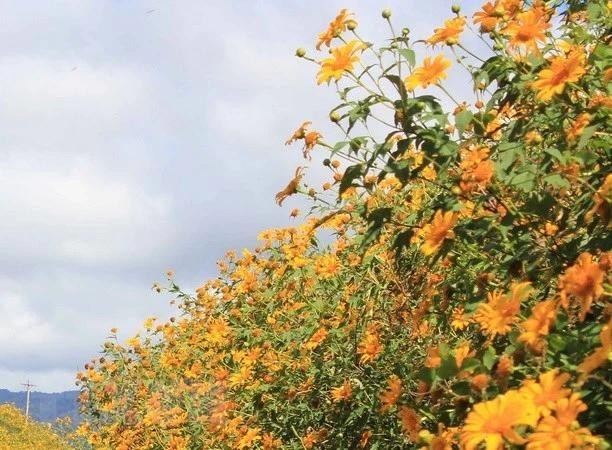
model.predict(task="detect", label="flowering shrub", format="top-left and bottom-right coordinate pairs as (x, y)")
top-left (0, 404), bottom-right (70, 449)
top-left (77, 1), bottom-right (611, 449)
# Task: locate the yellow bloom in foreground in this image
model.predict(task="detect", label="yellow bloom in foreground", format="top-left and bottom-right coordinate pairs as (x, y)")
top-left (461, 390), bottom-right (539, 450)
top-left (532, 48), bottom-right (586, 101)
top-left (427, 16), bottom-right (466, 46)
top-left (317, 40), bottom-right (365, 84)
top-left (474, 282), bottom-right (531, 338)
top-left (527, 394), bottom-right (596, 450)
top-left (419, 210), bottom-right (458, 255)
top-left (404, 55), bottom-right (451, 91)
top-left (520, 370), bottom-right (571, 417)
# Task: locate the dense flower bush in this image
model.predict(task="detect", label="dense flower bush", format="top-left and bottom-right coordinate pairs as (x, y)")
top-left (77, 1), bottom-right (611, 448)
top-left (0, 404), bottom-right (70, 449)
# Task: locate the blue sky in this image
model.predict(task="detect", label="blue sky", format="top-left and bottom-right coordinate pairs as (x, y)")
top-left (0, 0), bottom-right (485, 392)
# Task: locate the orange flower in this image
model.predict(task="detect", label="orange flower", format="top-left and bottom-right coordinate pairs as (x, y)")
top-left (275, 167), bottom-right (305, 206)
top-left (314, 254), bottom-right (341, 278)
top-left (317, 40), bottom-right (366, 84)
top-left (427, 16), bottom-right (466, 46)
top-left (285, 121), bottom-right (312, 145)
top-left (330, 379), bottom-right (353, 403)
top-left (520, 370), bottom-right (571, 417)
top-left (565, 112), bottom-right (591, 141)
top-left (404, 55), bottom-right (451, 91)
top-left (527, 394), bottom-right (596, 450)
top-left (461, 391), bottom-right (539, 450)
top-left (454, 342), bottom-right (473, 369)
top-left (379, 375), bottom-right (402, 412)
top-left (473, 2), bottom-right (499, 32)
top-left (558, 252), bottom-right (605, 321)
top-left (236, 428), bottom-right (261, 450)
top-left (304, 327), bottom-right (328, 351)
top-left (459, 146), bottom-right (494, 193)
top-left (419, 210), bottom-right (458, 255)
top-left (451, 307), bottom-right (470, 330)
top-left (474, 282), bottom-right (531, 338)
top-left (518, 299), bottom-right (557, 353)
top-left (578, 320), bottom-right (611, 378)
top-left (470, 373), bottom-right (490, 391)
top-left (495, 355), bottom-right (513, 379)
top-left (425, 345), bottom-right (442, 368)
top-left (316, 9), bottom-right (355, 50)
top-left (357, 324), bottom-right (382, 364)
top-left (585, 174), bottom-right (612, 225)
top-left (502, 7), bottom-right (551, 54)
top-left (398, 406), bottom-right (421, 441)
top-left (532, 48), bottom-right (586, 101)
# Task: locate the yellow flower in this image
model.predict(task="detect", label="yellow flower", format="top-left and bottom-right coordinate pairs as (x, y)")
top-left (357, 323), bottom-right (382, 365)
top-left (474, 282), bottom-right (531, 338)
top-left (398, 406), bottom-right (421, 442)
top-left (502, 7), bottom-right (551, 54)
top-left (317, 40), bottom-right (366, 84)
top-left (461, 390), bottom-right (539, 450)
top-left (578, 320), bottom-right (611, 378)
top-left (404, 55), bottom-right (451, 91)
top-left (451, 307), bottom-right (470, 330)
top-left (518, 299), bottom-right (557, 353)
top-left (316, 9), bottom-right (355, 50)
top-left (427, 16), bottom-right (466, 46)
top-left (532, 48), bottom-right (587, 101)
top-left (379, 374), bottom-right (402, 412)
top-left (304, 327), bottom-right (328, 351)
top-left (527, 394), bottom-right (596, 450)
top-left (454, 342), bottom-right (473, 369)
top-left (558, 252), bottom-right (604, 321)
top-left (419, 210), bottom-right (458, 255)
top-left (330, 379), bottom-right (353, 403)
top-left (236, 428), bottom-right (261, 450)
top-left (585, 174), bottom-right (612, 225)
top-left (314, 253), bottom-right (341, 278)
top-left (520, 370), bottom-right (571, 417)
top-left (565, 112), bottom-right (591, 141)
top-left (473, 2), bottom-right (499, 32)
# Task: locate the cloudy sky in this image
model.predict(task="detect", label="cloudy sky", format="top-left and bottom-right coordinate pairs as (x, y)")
top-left (0, 0), bottom-right (485, 392)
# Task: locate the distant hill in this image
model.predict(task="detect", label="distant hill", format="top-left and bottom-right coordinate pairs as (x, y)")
top-left (0, 389), bottom-right (80, 424)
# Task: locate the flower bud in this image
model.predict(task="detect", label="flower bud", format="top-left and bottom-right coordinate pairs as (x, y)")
top-left (493, 42), bottom-right (504, 51)
top-left (346, 19), bottom-right (358, 30)
top-left (331, 160), bottom-right (341, 168)
top-left (329, 111), bottom-right (341, 122)
top-left (451, 4), bottom-right (461, 14)
top-left (402, 27), bottom-right (410, 36)
top-left (295, 47), bottom-right (306, 58)
top-left (323, 158), bottom-right (331, 167)
top-left (445, 37), bottom-right (458, 46)
top-left (382, 8), bottom-right (392, 19)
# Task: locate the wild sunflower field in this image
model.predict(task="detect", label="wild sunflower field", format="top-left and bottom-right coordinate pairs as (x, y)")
top-left (75, 0), bottom-right (610, 448)
top-left (0, 404), bottom-right (70, 450)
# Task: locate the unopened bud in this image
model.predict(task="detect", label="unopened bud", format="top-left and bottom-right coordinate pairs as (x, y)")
top-left (382, 8), bottom-right (392, 19)
top-left (329, 111), bottom-right (341, 122)
top-left (295, 47), bottom-right (306, 58)
top-left (346, 19), bottom-right (357, 30)
top-left (402, 27), bottom-right (410, 36)
top-left (451, 4), bottom-right (461, 14)
top-left (323, 158), bottom-right (331, 167)
top-left (446, 37), bottom-right (458, 46)
top-left (493, 42), bottom-right (504, 51)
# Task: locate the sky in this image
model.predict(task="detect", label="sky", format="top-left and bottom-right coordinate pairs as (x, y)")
top-left (0, 0), bottom-right (486, 392)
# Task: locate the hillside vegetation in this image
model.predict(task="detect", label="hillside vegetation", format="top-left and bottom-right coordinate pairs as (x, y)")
top-left (0, 404), bottom-right (69, 450)
top-left (76, 1), bottom-right (610, 449)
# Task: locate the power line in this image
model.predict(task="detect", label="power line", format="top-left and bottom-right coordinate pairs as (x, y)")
top-left (21, 380), bottom-right (36, 423)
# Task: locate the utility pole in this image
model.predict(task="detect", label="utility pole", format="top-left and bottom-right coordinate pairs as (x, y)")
top-left (21, 380), bottom-right (36, 423)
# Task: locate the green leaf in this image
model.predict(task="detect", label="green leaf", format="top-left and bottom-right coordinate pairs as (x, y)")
top-left (339, 164), bottom-right (365, 195)
top-left (482, 347), bottom-right (496, 370)
top-left (399, 48), bottom-right (416, 68)
top-left (543, 173), bottom-right (570, 188)
top-left (577, 125), bottom-right (597, 150)
top-left (544, 147), bottom-right (565, 163)
top-left (455, 110), bottom-right (473, 134)
top-left (509, 170), bottom-right (536, 192)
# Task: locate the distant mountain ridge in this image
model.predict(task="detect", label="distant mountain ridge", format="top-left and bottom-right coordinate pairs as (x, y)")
top-left (0, 389), bottom-right (80, 424)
